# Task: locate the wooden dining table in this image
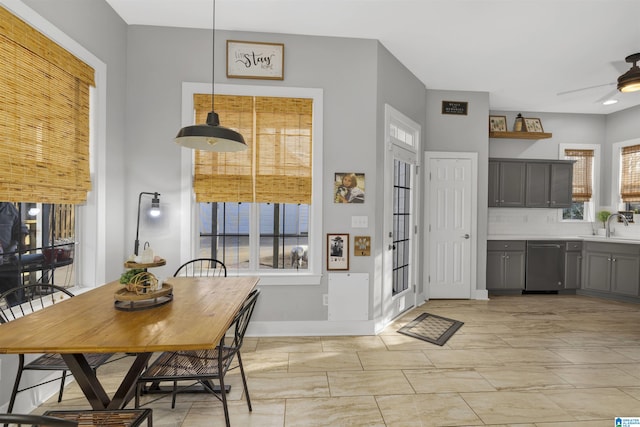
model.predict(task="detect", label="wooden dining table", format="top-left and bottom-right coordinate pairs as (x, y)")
top-left (0, 276), bottom-right (259, 410)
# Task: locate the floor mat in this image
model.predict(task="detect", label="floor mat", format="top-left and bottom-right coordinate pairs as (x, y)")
top-left (397, 312), bottom-right (464, 346)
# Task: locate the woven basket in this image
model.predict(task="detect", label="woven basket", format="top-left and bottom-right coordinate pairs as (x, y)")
top-left (125, 271), bottom-right (159, 295)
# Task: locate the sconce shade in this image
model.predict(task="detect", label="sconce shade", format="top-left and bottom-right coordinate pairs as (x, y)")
top-left (618, 53), bottom-right (640, 93)
top-left (175, 112), bottom-right (247, 152)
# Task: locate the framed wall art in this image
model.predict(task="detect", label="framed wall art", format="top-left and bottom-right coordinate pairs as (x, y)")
top-left (524, 117), bottom-right (544, 132)
top-left (226, 40), bottom-right (284, 80)
top-left (354, 236), bottom-right (371, 256)
top-left (489, 115), bottom-right (507, 132)
top-left (327, 233), bottom-right (349, 270)
top-left (334, 172), bottom-right (365, 204)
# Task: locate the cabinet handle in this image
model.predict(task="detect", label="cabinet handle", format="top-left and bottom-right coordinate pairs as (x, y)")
top-left (612, 258), bottom-right (617, 262)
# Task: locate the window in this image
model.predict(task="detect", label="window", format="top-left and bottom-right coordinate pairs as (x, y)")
top-left (620, 145), bottom-right (640, 203)
top-left (561, 145), bottom-right (598, 222)
top-left (185, 84), bottom-right (322, 281)
top-left (0, 6), bottom-right (94, 204)
top-left (0, 203), bottom-right (77, 300)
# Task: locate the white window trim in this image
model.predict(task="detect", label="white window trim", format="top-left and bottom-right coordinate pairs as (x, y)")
top-left (611, 137), bottom-right (640, 211)
top-left (179, 83), bottom-right (323, 285)
top-left (558, 143), bottom-right (600, 223)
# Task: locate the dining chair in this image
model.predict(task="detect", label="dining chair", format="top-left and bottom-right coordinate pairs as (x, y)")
top-left (135, 289), bottom-right (260, 427)
top-left (0, 284), bottom-right (114, 414)
top-left (173, 258), bottom-right (226, 277)
top-left (0, 413), bottom-right (78, 426)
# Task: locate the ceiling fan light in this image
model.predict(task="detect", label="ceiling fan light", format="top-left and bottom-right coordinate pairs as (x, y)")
top-left (175, 111), bottom-right (247, 152)
top-left (617, 53), bottom-right (640, 93)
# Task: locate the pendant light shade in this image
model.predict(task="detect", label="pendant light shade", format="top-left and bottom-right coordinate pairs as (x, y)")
top-left (175, 112), bottom-right (247, 151)
top-left (174, 0), bottom-right (247, 152)
top-left (618, 53), bottom-right (640, 93)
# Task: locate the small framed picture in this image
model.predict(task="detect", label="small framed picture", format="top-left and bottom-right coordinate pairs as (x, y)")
top-left (524, 117), bottom-right (544, 132)
top-left (334, 172), bottom-right (365, 204)
top-left (327, 233), bottom-right (349, 270)
top-left (354, 236), bottom-right (371, 256)
top-left (489, 115), bottom-right (507, 132)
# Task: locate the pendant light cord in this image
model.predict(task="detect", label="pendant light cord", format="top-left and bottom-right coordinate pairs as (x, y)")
top-left (211, 0), bottom-right (216, 112)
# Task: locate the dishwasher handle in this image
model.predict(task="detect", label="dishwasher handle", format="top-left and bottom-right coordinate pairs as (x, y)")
top-left (529, 244), bottom-right (561, 249)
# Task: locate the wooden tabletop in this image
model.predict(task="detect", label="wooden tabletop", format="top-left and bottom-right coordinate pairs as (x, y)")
top-left (0, 276), bottom-right (259, 355)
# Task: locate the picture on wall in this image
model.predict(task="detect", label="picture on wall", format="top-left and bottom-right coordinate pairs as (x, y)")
top-left (489, 115), bottom-right (507, 132)
top-left (334, 172), bottom-right (365, 204)
top-left (327, 233), bottom-right (349, 270)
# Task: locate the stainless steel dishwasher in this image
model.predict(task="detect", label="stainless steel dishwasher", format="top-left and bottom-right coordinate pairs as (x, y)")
top-left (525, 241), bottom-right (564, 291)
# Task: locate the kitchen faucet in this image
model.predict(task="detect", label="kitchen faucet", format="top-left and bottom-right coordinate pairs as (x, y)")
top-left (606, 213), bottom-right (629, 238)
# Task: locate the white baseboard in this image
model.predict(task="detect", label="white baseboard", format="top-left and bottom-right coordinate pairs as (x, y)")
top-left (247, 320), bottom-right (377, 337)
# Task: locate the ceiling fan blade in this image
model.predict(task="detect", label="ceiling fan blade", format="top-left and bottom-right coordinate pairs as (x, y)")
top-left (595, 88), bottom-right (619, 104)
top-left (557, 82), bottom-right (616, 96)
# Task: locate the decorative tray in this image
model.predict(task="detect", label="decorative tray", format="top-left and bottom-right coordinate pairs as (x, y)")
top-left (114, 283), bottom-right (173, 311)
top-left (124, 258), bottom-right (166, 269)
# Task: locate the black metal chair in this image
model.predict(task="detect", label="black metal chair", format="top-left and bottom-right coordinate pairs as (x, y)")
top-left (173, 258), bottom-right (226, 277)
top-left (0, 284), bottom-right (114, 414)
top-left (135, 289), bottom-right (260, 427)
top-left (0, 413), bottom-right (77, 426)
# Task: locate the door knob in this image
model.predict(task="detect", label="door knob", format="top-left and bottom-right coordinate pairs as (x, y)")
top-left (462, 234), bottom-right (470, 239)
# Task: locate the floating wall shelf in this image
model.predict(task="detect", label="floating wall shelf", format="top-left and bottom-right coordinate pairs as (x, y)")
top-left (489, 131), bottom-right (552, 140)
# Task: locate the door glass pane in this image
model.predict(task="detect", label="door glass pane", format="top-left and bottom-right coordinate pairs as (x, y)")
top-left (393, 160), bottom-right (411, 295)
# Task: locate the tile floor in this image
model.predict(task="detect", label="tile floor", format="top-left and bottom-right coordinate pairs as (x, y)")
top-left (35, 294), bottom-right (640, 426)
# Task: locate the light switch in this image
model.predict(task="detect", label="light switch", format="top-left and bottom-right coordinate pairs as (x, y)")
top-left (351, 215), bottom-right (368, 228)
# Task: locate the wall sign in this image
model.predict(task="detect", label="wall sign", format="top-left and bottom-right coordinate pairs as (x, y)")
top-left (226, 40), bottom-right (284, 80)
top-left (441, 100), bottom-right (468, 115)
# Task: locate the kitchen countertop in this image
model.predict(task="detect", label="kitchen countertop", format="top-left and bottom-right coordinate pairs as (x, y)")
top-left (488, 235), bottom-right (640, 244)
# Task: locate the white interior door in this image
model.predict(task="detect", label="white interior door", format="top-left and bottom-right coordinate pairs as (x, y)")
top-left (425, 152), bottom-right (477, 299)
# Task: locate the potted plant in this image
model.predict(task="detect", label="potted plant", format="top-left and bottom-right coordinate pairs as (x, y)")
top-left (596, 210), bottom-right (611, 230)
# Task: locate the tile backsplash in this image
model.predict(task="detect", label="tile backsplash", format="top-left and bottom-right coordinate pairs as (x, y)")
top-left (487, 208), bottom-right (640, 238)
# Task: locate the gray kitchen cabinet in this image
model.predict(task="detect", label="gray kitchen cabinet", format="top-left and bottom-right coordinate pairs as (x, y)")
top-left (488, 160), bottom-right (526, 207)
top-left (564, 241), bottom-right (582, 289)
top-left (583, 241), bottom-right (640, 296)
top-left (487, 240), bottom-right (526, 289)
top-left (525, 161), bottom-right (573, 208)
top-left (549, 162), bottom-right (573, 207)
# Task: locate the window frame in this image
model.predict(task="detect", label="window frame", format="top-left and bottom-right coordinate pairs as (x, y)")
top-left (558, 143), bottom-right (600, 223)
top-left (179, 83), bottom-right (323, 285)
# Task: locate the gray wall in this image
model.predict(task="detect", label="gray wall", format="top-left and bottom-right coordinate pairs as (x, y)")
top-left (425, 90), bottom-right (490, 291)
top-left (124, 25), bottom-right (426, 322)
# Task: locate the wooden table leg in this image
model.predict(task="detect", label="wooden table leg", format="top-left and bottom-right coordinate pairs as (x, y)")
top-left (61, 353), bottom-right (152, 410)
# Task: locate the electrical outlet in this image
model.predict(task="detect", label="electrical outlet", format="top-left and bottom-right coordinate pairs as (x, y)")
top-left (322, 294), bottom-right (328, 306)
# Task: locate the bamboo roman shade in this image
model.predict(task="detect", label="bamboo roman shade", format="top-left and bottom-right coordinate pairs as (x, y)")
top-left (564, 149), bottom-right (594, 202)
top-left (621, 145), bottom-right (640, 202)
top-left (0, 6), bottom-right (94, 204)
top-left (193, 94), bottom-right (313, 204)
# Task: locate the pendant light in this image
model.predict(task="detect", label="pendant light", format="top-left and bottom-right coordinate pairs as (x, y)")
top-left (174, 0), bottom-right (247, 152)
top-left (617, 53), bottom-right (640, 93)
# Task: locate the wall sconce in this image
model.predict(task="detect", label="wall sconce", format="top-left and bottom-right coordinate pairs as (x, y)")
top-left (135, 191), bottom-right (161, 256)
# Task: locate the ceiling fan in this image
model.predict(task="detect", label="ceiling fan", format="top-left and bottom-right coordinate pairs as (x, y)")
top-left (557, 53), bottom-right (640, 102)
